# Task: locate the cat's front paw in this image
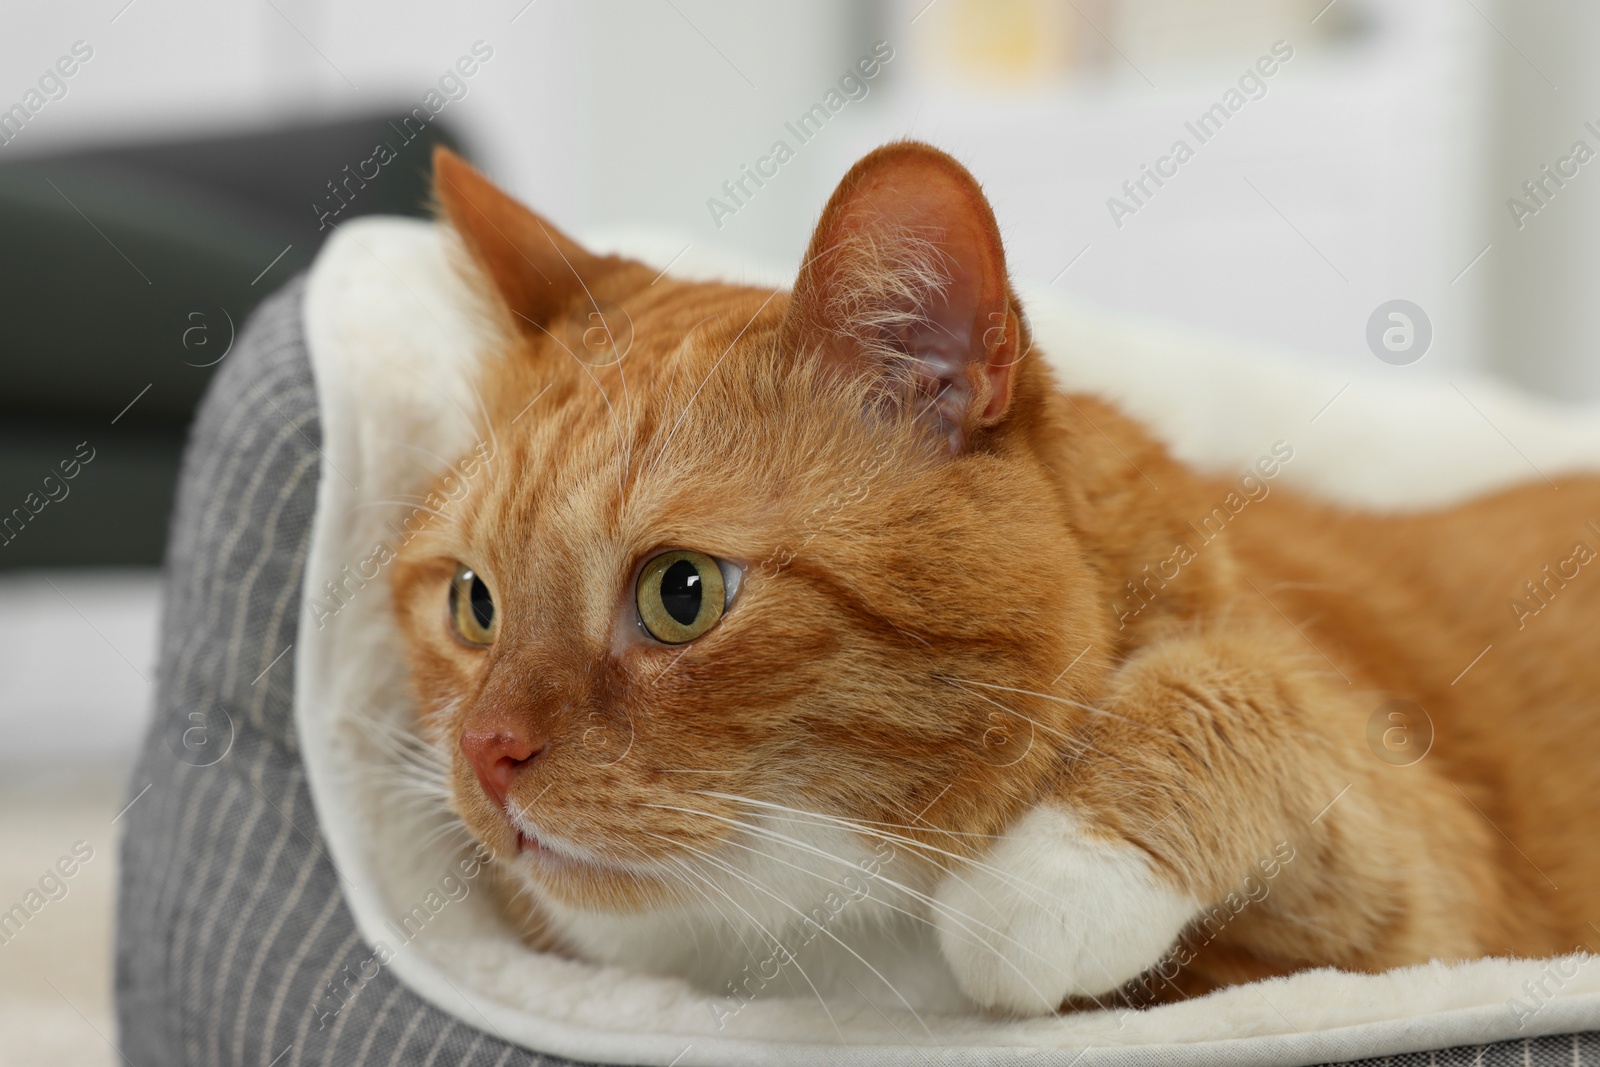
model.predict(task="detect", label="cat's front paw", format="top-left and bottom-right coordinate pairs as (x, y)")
top-left (931, 804), bottom-right (1197, 1015)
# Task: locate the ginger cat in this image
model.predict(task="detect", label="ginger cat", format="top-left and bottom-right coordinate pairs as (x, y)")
top-left (390, 141), bottom-right (1600, 1018)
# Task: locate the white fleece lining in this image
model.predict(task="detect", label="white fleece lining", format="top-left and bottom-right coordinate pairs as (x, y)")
top-left (297, 216), bottom-right (1600, 1067)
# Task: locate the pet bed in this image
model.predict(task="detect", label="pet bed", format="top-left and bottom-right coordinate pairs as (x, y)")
top-left (116, 215), bottom-right (1600, 1066)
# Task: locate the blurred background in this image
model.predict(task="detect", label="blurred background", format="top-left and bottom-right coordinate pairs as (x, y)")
top-left (1, 0), bottom-right (1596, 1062)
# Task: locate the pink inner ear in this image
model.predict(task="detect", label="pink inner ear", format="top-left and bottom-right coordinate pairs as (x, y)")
top-left (875, 238), bottom-right (987, 448)
top-left (786, 145), bottom-right (1018, 453)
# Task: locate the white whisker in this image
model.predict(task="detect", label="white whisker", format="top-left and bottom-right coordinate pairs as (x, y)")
top-left (648, 840), bottom-right (845, 1041)
top-left (644, 801), bottom-right (1086, 1013)
top-left (657, 830), bottom-right (933, 1040)
top-left (943, 675), bottom-right (1186, 743)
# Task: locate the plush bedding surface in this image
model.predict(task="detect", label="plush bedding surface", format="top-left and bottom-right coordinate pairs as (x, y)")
top-left (114, 217), bottom-right (1600, 1066)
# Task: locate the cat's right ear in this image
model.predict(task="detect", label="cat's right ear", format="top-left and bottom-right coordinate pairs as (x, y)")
top-left (432, 147), bottom-right (619, 333)
top-left (779, 141), bottom-right (1027, 455)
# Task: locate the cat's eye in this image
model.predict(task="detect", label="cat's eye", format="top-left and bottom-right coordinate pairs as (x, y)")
top-left (636, 550), bottom-right (727, 644)
top-left (449, 565), bottom-right (496, 646)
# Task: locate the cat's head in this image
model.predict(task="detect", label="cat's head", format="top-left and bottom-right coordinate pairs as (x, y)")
top-left (391, 141), bottom-right (1107, 919)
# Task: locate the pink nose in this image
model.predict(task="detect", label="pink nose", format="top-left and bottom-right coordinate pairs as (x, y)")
top-left (459, 729), bottom-right (545, 811)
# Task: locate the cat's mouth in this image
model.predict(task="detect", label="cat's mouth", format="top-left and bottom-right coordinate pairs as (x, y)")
top-left (506, 815), bottom-right (619, 875)
top-left (510, 823), bottom-right (580, 866)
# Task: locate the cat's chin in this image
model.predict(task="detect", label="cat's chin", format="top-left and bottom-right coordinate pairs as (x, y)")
top-left (512, 830), bottom-right (581, 875)
top-left (501, 844), bottom-right (622, 905)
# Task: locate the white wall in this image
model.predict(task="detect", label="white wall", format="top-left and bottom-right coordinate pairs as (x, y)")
top-left (2, 0), bottom-right (1507, 381)
top-left (0, 573), bottom-right (159, 762)
top-left (1482, 0), bottom-right (1600, 399)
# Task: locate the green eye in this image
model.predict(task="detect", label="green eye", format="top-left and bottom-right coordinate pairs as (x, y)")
top-left (637, 550), bottom-right (726, 644)
top-left (449, 565), bottom-right (496, 646)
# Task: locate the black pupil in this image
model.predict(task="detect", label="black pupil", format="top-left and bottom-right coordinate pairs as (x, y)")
top-left (469, 575), bottom-right (494, 630)
top-left (659, 559), bottom-right (703, 625)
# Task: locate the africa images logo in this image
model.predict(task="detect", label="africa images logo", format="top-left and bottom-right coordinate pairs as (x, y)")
top-left (1105, 40), bottom-right (1294, 229)
top-left (704, 41), bottom-right (895, 229)
top-left (313, 41), bottom-right (494, 230)
top-left (0, 40), bottom-right (94, 148)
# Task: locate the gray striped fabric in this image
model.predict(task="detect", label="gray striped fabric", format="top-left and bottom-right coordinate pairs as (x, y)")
top-left (112, 275), bottom-right (1597, 1066)
top-left (114, 277), bottom-right (584, 1067)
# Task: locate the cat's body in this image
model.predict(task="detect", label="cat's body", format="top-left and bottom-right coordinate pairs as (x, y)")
top-left (392, 141), bottom-right (1600, 1018)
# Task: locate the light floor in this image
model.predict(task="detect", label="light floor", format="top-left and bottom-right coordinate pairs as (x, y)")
top-left (0, 571), bottom-right (158, 1066)
top-left (0, 766), bottom-right (127, 1067)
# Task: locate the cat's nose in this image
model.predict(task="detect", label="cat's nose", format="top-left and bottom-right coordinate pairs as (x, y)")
top-left (459, 729), bottom-right (546, 812)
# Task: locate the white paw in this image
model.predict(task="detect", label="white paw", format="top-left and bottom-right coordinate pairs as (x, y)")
top-left (932, 804), bottom-right (1198, 1015)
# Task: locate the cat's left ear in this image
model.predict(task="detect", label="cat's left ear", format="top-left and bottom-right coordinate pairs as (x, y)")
top-left (432, 147), bottom-right (626, 336)
top-left (779, 141), bottom-right (1026, 453)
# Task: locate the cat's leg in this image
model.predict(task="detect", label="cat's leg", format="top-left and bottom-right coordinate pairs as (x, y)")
top-left (932, 626), bottom-right (1499, 1015)
top-left (932, 800), bottom-right (1200, 1014)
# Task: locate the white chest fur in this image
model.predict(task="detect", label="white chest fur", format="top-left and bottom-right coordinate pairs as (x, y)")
top-left (532, 802), bottom-right (1198, 1021)
top-left (536, 813), bottom-right (972, 1018)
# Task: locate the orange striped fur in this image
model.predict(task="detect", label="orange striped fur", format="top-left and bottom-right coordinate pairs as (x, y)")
top-left (390, 142), bottom-right (1600, 1014)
